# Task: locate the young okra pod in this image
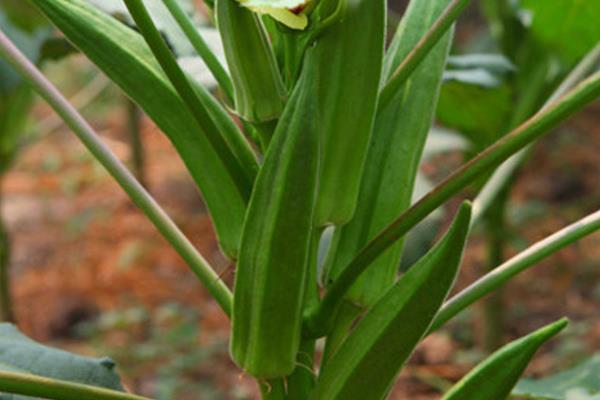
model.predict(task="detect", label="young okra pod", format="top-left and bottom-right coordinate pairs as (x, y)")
top-left (310, 0), bottom-right (385, 227)
top-left (322, 0), bottom-right (455, 307)
top-left (216, 0), bottom-right (287, 123)
top-left (230, 52), bottom-right (319, 378)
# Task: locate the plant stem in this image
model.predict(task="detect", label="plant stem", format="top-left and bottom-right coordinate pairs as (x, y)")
top-left (379, 0), bottom-right (473, 109)
top-left (0, 370), bottom-right (151, 400)
top-left (161, 0), bottom-right (234, 101)
top-left (429, 209), bottom-right (600, 332)
top-left (304, 71), bottom-right (600, 338)
top-left (0, 29), bottom-right (233, 317)
top-left (125, 96), bottom-right (146, 188)
top-left (321, 300), bottom-right (361, 365)
top-left (0, 175), bottom-right (13, 322)
top-left (480, 185), bottom-right (510, 352)
top-left (285, 230), bottom-right (323, 399)
top-left (35, 72), bottom-right (110, 138)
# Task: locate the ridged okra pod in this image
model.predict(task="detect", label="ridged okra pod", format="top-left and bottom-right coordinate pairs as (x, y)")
top-left (216, 0), bottom-right (286, 123)
top-left (231, 53), bottom-right (319, 378)
top-left (323, 0), bottom-right (454, 306)
top-left (311, 0), bottom-right (385, 227)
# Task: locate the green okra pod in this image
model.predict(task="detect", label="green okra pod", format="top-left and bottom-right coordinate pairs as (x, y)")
top-left (216, 0), bottom-right (287, 123)
top-left (231, 51), bottom-right (319, 378)
top-left (310, 0), bottom-right (386, 227)
top-left (323, 0), bottom-right (454, 306)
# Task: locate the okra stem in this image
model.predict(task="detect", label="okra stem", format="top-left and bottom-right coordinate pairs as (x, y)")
top-left (0, 29), bottom-right (233, 317)
top-left (0, 370), bottom-right (150, 400)
top-left (430, 209), bottom-right (600, 332)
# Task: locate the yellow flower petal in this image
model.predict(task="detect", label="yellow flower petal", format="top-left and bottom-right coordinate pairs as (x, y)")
top-left (247, 5), bottom-right (308, 30)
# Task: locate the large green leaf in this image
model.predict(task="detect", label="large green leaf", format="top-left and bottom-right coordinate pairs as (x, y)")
top-left (313, 203), bottom-right (471, 400)
top-left (30, 0), bottom-right (250, 257)
top-left (86, 0), bottom-right (228, 88)
top-left (323, 0), bottom-right (454, 307)
top-left (443, 319), bottom-right (568, 399)
top-left (512, 355), bottom-right (600, 400)
top-left (0, 323), bottom-right (123, 399)
top-left (437, 53), bottom-right (515, 148)
top-left (520, 0), bottom-right (600, 63)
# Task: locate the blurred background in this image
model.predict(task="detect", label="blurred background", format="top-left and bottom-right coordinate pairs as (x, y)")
top-left (0, 0), bottom-right (599, 399)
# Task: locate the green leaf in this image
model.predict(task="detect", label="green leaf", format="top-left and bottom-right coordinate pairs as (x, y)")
top-left (520, 0), bottom-right (600, 63)
top-left (30, 0), bottom-right (250, 257)
top-left (512, 355), bottom-right (600, 400)
top-left (0, 323), bottom-right (123, 399)
top-left (442, 318), bottom-right (568, 400)
top-left (87, 0), bottom-right (198, 57)
top-left (88, 0), bottom-right (231, 90)
top-left (437, 81), bottom-right (512, 148)
top-left (322, 0), bottom-right (453, 307)
top-left (312, 203), bottom-right (471, 400)
top-left (438, 53), bottom-right (515, 148)
top-left (398, 173), bottom-right (441, 271)
top-left (401, 128), bottom-right (468, 270)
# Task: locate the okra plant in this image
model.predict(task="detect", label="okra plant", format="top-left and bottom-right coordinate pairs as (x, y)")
top-left (0, 0), bottom-right (599, 399)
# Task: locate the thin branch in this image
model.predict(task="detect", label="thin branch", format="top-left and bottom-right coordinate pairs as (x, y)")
top-left (379, 0), bottom-right (474, 109)
top-left (430, 209), bottom-right (600, 332)
top-left (472, 42), bottom-right (600, 223)
top-left (0, 370), bottom-right (151, 400)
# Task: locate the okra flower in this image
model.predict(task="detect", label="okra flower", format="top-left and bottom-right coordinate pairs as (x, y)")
top-left (236, 0), bottom-right (311, 29)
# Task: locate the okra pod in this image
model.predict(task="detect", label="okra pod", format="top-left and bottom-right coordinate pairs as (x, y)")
top-left (323, 0), bottom-right (454, 306)
top-left (231, 52), bottom-right (319, 378)
top-left (311, 0), bottom-right (385, 227)
top-left (216, 0), bottom-right (287, 123)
